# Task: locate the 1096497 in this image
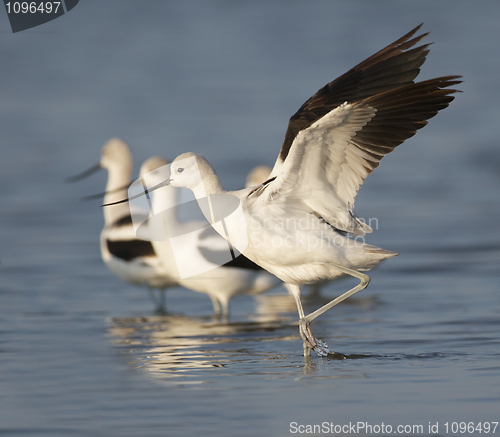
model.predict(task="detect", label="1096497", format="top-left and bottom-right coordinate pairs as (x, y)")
top-left (5, 2), bottom-right (61, 13)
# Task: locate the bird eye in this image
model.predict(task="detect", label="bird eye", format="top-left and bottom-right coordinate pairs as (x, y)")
top-left (178, 168), bottom-right (184, 173)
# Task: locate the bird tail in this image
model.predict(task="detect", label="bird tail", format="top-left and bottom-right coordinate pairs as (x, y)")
top-left (363, 244), bottom-right (398, 258)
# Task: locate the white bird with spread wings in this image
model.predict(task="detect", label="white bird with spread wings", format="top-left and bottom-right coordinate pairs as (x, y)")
top-left (111, 25), bottom-right (461, 356)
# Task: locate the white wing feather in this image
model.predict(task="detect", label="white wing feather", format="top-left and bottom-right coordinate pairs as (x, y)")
top-left (260, 102), bottom-right (377, 236)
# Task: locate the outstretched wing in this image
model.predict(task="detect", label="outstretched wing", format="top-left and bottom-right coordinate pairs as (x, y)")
top-left (277, 24), bottom-right (430, 165)
top-left (253, 26), bottom-right (461, 236)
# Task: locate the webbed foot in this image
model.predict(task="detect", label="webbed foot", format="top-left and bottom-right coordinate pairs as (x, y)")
top-left (298, 318), bottom-right (332, 357)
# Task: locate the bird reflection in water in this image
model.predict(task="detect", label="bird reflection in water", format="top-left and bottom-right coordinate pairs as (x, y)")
top-left (107, 290), bottom-right (379, 382)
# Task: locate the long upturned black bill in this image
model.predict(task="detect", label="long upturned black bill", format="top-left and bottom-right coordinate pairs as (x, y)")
top-left (66, 163), bottom-right (102, 183)
top-left (81, 182), bottom-right (132, 201)
top-left (101, 178), bottom-right (172, 207)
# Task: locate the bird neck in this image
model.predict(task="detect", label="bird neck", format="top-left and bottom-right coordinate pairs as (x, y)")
top-left (151, 186), bottom-right (179, 231)
top-left (103, 161), bottom-right (132, 225)
top-left (192, 176), bottom-right (225, 199)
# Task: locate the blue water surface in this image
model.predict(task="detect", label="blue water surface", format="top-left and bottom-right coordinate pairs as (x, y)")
top-left (0, 2), bottom-right (499, 436)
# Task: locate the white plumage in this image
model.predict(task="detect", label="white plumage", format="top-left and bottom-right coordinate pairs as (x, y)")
top-left (131, 25), bottom-right (461, 355)
top-left (137, 157), bottom-right (283, 320)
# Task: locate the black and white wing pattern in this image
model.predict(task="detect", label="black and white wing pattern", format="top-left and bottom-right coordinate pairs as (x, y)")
top-left (254, 25), bottom-right (461, 236)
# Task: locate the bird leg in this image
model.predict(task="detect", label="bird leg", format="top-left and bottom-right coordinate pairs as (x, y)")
top-left (303, 264), bottom-right (371, 325)
top-left (287, 283), bottom-right (332, 357)
top-left (287, 264), bottom-right (370, 357)
top-left (147, 287), bottom-right (160, 307)
top-left (158, 289), bottom-right (166, 310)
top-left (209, 296), bottom-right (222, 320)
top-left (147, 288), bottom-right (167, 314)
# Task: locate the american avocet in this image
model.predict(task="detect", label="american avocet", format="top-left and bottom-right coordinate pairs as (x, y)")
top-left (108, 25), bottom-right (461, 355)
top-left (138, 157), bottom-right (282, 320)
top-left (69, 139), bottom-right (177, 309)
